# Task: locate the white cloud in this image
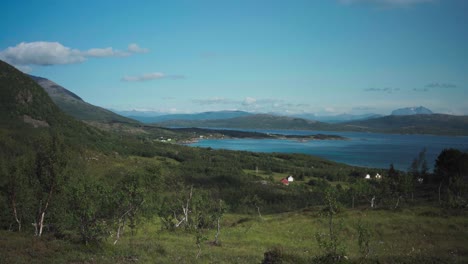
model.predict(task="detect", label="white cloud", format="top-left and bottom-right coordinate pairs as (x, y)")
top-left (121, 72), bottom-right (166, 82)
top-left (0, 41), bottom-right (149, 68)
top-left (128, 43), bottom-right (149, 53)
top-left (242, 97), bottom-right (257, 106)
top-left (0, 42), bottom-right (84, 65)
top-left (339, 0), bottom-right (435, 7)
top-left (121, 72), bottom-right (185, 82)
top-left (83, 47), bottom-right (129, 58)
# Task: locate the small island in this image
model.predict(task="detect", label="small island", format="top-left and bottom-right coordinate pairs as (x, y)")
top-left (169, 127), bottom-right (347, 144)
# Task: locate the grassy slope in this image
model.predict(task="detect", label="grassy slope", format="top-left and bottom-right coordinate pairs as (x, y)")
top-left (1, 207), bottom-right (467, 263)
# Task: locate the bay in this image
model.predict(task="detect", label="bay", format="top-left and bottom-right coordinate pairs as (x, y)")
top-left (190, 129), bottom-right (468, 171)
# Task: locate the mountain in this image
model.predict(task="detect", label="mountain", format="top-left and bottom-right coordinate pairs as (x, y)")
top-left (0, 61), bottom-right (75, 129)
top-left (123, 110), bottom-right (253, 123)
top-left (158, 111), bottom-right (468, 135)
top-left (28, 75), bottom-right (137, 124)
top-left (158, 114), bottom-right (334, 130)
top-left (340, 114), bottom-right (468, 135)
top-left (391, 106), bottom-right (433, 116)
top-left (293, 113), bottom-right (383, 123)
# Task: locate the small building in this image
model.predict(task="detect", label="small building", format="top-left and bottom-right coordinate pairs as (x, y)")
top-left (287, 175), bottom-right (294, 182)
top-left (365, 174), bottom-right (371, 179)
top-left (280, 178), bottom-right (289, 185)
top-left (375, 173), bottom-right (382, 180)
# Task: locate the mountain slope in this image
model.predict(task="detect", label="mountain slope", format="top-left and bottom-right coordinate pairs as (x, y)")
top-left (158, 111), bottom-right (468, 135)
top-left (341, 114), bottom-right (468, 135)
top-left (128, 110), bottom-right (252, 123)
top-left (391, 106), bottom-right (433, 116)
top-left (0, 61), bottom-right (73, 129)
top-left (294, 113), bottom-right (383, 123)
top-left (28, 75), bottom-right (137, 124)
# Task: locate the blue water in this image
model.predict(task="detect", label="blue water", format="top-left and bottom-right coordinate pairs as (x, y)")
top-left (190, 129), bottom-right (468, 171)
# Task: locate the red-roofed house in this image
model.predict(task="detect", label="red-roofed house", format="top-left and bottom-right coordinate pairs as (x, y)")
top-left (280, 178), bottom-right (289, 185)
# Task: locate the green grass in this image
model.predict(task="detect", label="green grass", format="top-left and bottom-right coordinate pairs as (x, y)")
top-left (2, 207), bottom-right (467, 263)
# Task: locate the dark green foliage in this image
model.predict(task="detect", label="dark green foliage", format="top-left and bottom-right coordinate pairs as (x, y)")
top-left (356, 220), bottom-right (372, 259)
top-left (65, 174), bottom-right (111, 243)
top-left (262, 246), bottom-right (284, 264)
top-left (316, 187), bottom-right (347, 260)
top-left (434, 149), bottom-right (468, 207)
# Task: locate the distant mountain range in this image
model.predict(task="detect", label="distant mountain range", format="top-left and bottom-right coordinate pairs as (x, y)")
top-left (159, 114), bottom-right (334, 130)
top-left (156, 113), bottom-right (468, 136)
top-left (293, 113), bottom-right (383, 123)
top-left (125, 110), bottom-right (252, 123)
top-left (117, 110), bottom-right (383, 124)
top-left (391, 106), bottom-right (433, 116)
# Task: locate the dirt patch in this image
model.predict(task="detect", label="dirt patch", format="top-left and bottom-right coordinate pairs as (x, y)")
top-left (23, 115), bottom-right (49, 128)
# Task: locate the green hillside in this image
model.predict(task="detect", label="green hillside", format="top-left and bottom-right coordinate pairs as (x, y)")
top-left (0, 61), bottom-right (68, 128)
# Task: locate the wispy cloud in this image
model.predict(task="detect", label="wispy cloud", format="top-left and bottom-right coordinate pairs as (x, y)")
top-left (127, 43), bottom-right (149, 54)
top-left (425, 82), bottom-right (457, 89)
top-left (339, 0), bottom-right (435, 7)
top-left (364, 87), bottom-right (400, 93)
top-left (0, 41), bottom-right (149, 67)
top-left (413, 87), bottom-right (429, 92)
top-left (121, 72), bottom-right (185, 82)
top-left (242, 97), bottom-right (257, 106)
top-left (192, 97), bottom-right (235, 105)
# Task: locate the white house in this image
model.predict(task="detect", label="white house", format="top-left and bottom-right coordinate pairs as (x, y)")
top-left (365, 174), bottom-right (371, 179)
top-left (287, 175), bottom-right (294, 182)
top-left (375, 173), bottom-right (382, 180)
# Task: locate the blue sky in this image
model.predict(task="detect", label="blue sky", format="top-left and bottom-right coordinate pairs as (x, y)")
top-left (1, 0), bottom-right (467, 115)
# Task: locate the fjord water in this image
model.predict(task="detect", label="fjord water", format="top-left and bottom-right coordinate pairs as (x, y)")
top-left (191, 130), bottom-right (468, 171)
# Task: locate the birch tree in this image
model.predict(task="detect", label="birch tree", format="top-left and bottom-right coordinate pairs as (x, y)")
top-left (31, 133), bottom-right (68, 237)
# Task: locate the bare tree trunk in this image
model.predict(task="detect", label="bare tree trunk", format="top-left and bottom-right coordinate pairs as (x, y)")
top-left (370, 196), bottom-right (375, 209)
top-left (352, 196), bottom-right (355, 209)
top-left (38, 211), bottom-right (46, 237)
top-left (255, 204), bottom-right (263, 220)
top-left (32, 222), bottom-right (38, 236)
top-left (175, 186), bottom-right (193, 229)
top-left (114, 210), bottom-right (130, 245)
top-left (214, 218), bottom-right (220, 245)
top-left (438, 182), bottom-right (442, 205)
top-left (11, 198), bottom-right (21, 232)
top-left (196, 243), bottom-right (202, 259)
top-left (394, 196), bottom-right (401, 209)
top-left (38, 190), bottom-right (53, 237)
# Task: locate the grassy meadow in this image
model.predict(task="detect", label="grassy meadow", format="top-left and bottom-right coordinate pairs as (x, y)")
top-left (2, 206), bottom-right (467, 264)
